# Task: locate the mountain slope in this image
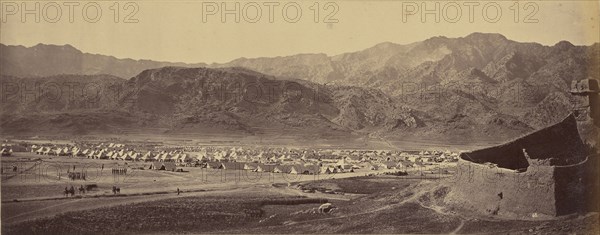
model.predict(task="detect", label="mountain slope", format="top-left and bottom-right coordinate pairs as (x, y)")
top-left (213, 33), bottom-right (599, 130)
top-left (0, 67), bottom-right (426, 137)
top-left (1, 33), bottom-right (598, 142)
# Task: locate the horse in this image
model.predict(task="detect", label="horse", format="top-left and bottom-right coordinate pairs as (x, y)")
top-left (79, 185), bottom-right (86, 194)
top-left (64, 187), bottom-right (70, 197)
top-left (69, 186), bottom-right (75, 196)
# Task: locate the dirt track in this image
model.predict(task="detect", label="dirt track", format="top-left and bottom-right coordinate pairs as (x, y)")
top-left (2, 186), bottom-right (251, 225)
top-left (3, 177), bottom-right (599, 234)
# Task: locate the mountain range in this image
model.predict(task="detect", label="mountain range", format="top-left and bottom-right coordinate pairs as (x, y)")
top-left (1, 33), bottom-right (598, 144)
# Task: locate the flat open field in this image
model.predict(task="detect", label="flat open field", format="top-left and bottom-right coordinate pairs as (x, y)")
top-left (1, 152), bottom-right (431, 201)
top-left (3, 175), bottom-right (598, 234)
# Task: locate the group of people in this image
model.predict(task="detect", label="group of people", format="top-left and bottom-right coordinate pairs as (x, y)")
top-left (1, 165), bottom-right (18, 174)
top-left (67, 171), bottom-right (87, 180)
top-left (62, 185), bottom-right (119, 197)
top-left (112, 168), bottom-right (127, 175)
top-left (64, 185), bottom-right (87, 197)
top-left (61, 184), bottom-right (185, 198)
top-left (112, 185), bottom-right (121, 194)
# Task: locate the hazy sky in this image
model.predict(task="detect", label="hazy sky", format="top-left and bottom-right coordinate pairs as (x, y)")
top-left (1, 0), bottom-right (598, 63)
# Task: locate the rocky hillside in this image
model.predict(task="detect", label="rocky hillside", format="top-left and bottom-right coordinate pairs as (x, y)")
top-left (1, 33), bottom-right (598, 141)
top-left (1, 66), bottom-right (533, 140)
top-left (215, 33), bottom-right (598, 89)
top-left (214, 33), bottom-right (599, 131)
top-left (0, 67), bottom-right (420, 137)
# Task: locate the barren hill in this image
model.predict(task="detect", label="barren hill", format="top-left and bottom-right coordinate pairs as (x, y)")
top-left (1, 66), bottom-right (531, 140)
top-left (0, 67), bottom-right (419, 137)
top-left (1, 33), bottom-right (598, 142)
top-left (213, 33), bottom-right (599, 139)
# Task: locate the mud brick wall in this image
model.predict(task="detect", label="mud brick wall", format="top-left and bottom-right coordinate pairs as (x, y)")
top-left (450, 159), bottom-right (557, 217)
top-left (451, 114), bottom-right (594, 217)
top-left (553, 156), bottom-right (598, 215)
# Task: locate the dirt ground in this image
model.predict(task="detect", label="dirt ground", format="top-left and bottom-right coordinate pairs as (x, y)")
top-left (2, 173), bottom-right (598, 234)
top-left (2, 152), bottom-right (443, 201)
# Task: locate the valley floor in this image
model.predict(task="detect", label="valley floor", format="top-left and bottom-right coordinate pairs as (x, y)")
top-left (2, 174), bottom-right (598, 234)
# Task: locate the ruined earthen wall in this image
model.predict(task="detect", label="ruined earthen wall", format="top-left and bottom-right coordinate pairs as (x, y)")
top-left (452, 155), bottom-right (594, 217)
top-left (553, 156), bottom-right (598, 215)
top-left (451, 159), bottom-right (557, 217)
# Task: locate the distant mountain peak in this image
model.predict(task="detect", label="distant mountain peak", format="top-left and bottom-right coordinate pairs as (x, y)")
top-left (554, 40), bottom-right (575, 49)
top-left (423, 35), bottom-right (450, 45)
top-left (1, 43), bottom-right (206, 78)
top-left (465, 32), bottom-right (508, 40)
top-left (31, 43), bottom-right (81, 52)
top-left (63, 44), bottom-right (77, 50)
top-left (372, 41), bottom-right (400, 49)
top-left (428, 35), bottom-right (449, 40)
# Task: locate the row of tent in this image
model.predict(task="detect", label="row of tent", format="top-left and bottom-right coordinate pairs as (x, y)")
top-left (85, 150), bottom-right (195, 162)
top-left (202, 162), bottom-right (351, 175)
top-left (145, 161), bottom-right (354, 174)
top-left (31, 146), bottom-right (443, 167)
top-left (200, 161), bottom-right (423, 174)
top-left (34, 147), bottom-right (195, 162)
top-left (33, 146), bottom-right (338, 164)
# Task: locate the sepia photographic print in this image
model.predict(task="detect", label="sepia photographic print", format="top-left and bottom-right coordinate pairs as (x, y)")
top-left (0, 0), bottom-right (599, 234)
